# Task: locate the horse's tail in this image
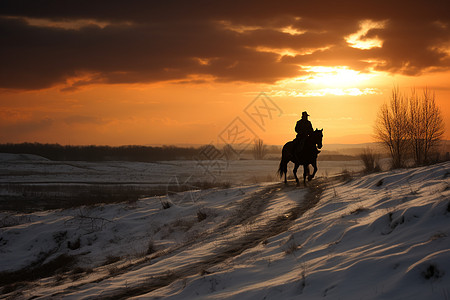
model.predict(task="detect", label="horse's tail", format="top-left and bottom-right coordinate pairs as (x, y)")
top-left (278, 158), bottom-right (287, 179)
top-left (278, 142), bottom-right (291, 180)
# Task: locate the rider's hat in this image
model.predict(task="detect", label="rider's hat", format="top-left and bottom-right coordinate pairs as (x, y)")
top-left (302, 111), bottom-right (309, 117)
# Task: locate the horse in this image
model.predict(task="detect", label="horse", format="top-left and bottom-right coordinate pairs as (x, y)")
top-left (278, 129), bottom-right (323, 186)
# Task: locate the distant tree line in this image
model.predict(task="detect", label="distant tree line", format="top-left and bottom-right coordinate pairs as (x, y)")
top-left (1, 142), bottom-right (379, 162)
top-left (0, 143), bottom-right (200, 162)
top-left (0, 142), bottom-right (283, 162)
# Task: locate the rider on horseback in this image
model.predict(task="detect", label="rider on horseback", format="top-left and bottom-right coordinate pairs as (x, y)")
top-left (294, 111), bottom-right (319, 160)
top-left (279, 113), bottom-right (323, 185)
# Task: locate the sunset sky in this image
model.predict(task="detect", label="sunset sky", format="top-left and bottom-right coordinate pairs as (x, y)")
top-left (1, 1), bottom-right (449, 146)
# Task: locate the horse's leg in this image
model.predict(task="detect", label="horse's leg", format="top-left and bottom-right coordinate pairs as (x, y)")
top-left (303, 164), bottom-right (309, 186)
top-left (285, 159), bottom-right (291, 184)
top-left (293, 163), bottom-right (299, 186)
top-left (308, 161), bottom-right (318, 181)
top-left (308, 161), bottom-right (317, 181)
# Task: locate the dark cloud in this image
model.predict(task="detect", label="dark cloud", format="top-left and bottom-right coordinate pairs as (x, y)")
top-left (63, 115), bottom-right (103, 125)
top-left (1, 0), bottom-right (449, 90)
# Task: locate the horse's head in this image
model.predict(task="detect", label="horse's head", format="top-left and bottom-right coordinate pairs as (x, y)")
top-left (314, 128), bottom-right (323, 149)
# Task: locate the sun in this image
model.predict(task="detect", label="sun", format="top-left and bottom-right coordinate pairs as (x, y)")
top-left (271, 66), bottom-right (384, 97)
top-left (303, 66), bottom-right (375, 88)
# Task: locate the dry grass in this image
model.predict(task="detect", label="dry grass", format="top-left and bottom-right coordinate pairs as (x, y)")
top-left (0, 253), bottom-right (76, 288)
top-left (0, 180), bottom-right (233, 212)
top-left (146, 240), bottom-right (156, 255)
top-left (283, 234), bottom-right (300, 255)
top-left (339, 169), bottom-right (353, 183)
top-left (197, 209), bottom-right (208, 222)
top-left (359, 148), bottom-right (381, 173)
top-left (0, 183), bottom-right (149, 212)
top-left (349, 206), bottom-right (369, 215)
top-left (103, 255), bottom-right (121, 266)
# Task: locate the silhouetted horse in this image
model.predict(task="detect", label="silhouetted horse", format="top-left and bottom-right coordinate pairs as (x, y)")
top-left (278, 129), bottom-right (323, 185)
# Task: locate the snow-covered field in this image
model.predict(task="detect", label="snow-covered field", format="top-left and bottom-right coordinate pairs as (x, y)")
top-left (0, 153), bottom-right (364, 185)
top-left (0, 153), bottom-right (365, 210)
top-left (1, 157), bottom-right (449, 299)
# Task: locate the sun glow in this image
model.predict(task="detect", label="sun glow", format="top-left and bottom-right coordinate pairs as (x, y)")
top-left (269, 87), bottom-right (380, 97)
top-left (270, 66), bottom-right (383, 97)
top-left (302, 66), bottom-right (375, 87)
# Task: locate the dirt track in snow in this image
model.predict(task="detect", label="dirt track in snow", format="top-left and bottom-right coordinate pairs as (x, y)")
top-left (22, 178), bottom-right (326, 299)
top-left (96, 180), bottom-right (325, 299)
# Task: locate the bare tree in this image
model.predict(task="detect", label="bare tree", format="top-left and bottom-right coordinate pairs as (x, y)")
top-left (374, 87), bottom-right (410, 168)
top-left (222, 144), bottom-right (237, 160)
top-left (252, 139), bottom-right (267, 160)
top-left (408, 88), bottom-right (445, 164)
top-left (375, 86), bottom-right (446, 168)
top-left (408, 88), bottom-right (424, 164)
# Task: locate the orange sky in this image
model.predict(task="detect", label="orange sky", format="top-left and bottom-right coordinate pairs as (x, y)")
top-left (1, 1), bottom-right (449, 146)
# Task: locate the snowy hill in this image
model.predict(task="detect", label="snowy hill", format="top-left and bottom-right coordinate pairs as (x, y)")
top-left (0, 162), bottom-right (449, 299)
top-left (0, 153), bottom-right (50, 162)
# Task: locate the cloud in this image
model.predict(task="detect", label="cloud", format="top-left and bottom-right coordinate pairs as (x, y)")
top-left (1, 0), bottom-right (449, 90)
top-left (0, 117), bottom-right (54, 137)
top-left (63, 115), bottom-right (104, 125)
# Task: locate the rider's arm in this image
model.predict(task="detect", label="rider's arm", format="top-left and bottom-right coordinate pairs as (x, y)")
top-left (295, 121), bottom-right (301, 134)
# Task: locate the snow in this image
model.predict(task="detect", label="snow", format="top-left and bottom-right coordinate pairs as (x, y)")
top-left (0, 153), bottom-right (50, 162)
top-left (0, 152), bottom-right (364, 185)
top-left (0, 160), bottom-right (449, 299)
